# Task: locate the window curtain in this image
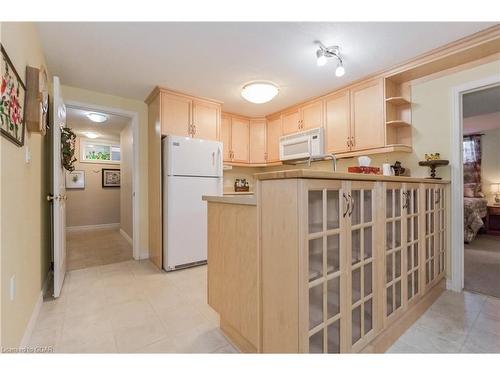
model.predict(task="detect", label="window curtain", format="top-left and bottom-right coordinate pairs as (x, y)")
top-left (463, 134), bottom-right (482, 184)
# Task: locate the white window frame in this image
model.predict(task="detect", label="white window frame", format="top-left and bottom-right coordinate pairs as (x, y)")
top-left (80, 138), bottom-right (121, 165)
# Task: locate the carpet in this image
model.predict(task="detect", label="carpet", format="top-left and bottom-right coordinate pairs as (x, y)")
top-left (464, 234), bottom-right (500, 298)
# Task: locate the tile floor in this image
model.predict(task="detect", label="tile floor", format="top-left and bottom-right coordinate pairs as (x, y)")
top-left (29, 261), bottom-right (237, 353)
top-left (387, 290), bottom-right (500, 353)
top-left (66, 229), bottom-right (133, 271)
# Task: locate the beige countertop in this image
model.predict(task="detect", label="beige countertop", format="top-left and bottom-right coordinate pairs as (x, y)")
top-left (203, 194), bottom-right (257, 206)
top-left (254, 169), bottom-right (450, 184)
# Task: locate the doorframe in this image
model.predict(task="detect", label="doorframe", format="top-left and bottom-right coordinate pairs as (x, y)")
top-left (65, 100), bottom-right (142, 260)
top-left (449, 75), bottom-right (500, 292)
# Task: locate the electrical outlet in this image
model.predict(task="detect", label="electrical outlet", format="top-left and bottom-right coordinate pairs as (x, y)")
top-left (10, 275), bottom-right (16, 301)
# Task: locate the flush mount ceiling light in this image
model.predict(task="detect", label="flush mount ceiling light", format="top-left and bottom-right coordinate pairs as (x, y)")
top-left (86, 112), bottom-right (108, 123)
top-left (315, 42), bottom-right (345, 77)
top-left (83, 131), bottom-right (99, 139)
top-left (241, 81), bottom-right (279, 104)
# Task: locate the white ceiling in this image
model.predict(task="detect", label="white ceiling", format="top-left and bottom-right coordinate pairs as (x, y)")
top-left (37, 22), bottom-right (497, 117)
top-left (67, 107), bottom-right (130, 140)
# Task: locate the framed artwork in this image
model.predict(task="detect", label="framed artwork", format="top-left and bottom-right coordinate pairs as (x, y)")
top-left (65, 170), bottom-right (85, 189)
top-left (102, 168), bottom-right (120, 188)
top-left (0, 44), bottom-right (26, 147)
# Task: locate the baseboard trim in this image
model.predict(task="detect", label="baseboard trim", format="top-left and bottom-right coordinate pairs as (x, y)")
top-left (66, 223), bottom-right (120, 232)
top-left (19, 273), bottom-right (50, 349)
top-left (120, 228), bottom-right (133, 245)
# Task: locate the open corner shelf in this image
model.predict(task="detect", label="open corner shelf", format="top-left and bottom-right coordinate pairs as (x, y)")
top-left (386, 120), bottom-right (411, 128)
top-left (385, 97), bottom-right (411, 106)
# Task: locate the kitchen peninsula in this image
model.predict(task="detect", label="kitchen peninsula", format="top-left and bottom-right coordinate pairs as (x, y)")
top-left (203, 169), bottom-right (450, 353)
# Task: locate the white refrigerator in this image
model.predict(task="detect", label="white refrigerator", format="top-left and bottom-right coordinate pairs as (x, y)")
top-left (162, 135), bottom-right (223, 271)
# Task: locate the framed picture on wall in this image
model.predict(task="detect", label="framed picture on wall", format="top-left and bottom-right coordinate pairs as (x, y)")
top-left (65, 170), bottom-right (85, 189)
top-left (0, 44), bottom-right (26, 147)
top-left (102, 168), bottom-right (120, 188)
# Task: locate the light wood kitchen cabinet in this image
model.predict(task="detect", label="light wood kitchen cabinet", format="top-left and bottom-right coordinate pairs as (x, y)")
top-left (350, 79), bottom-right (385, 151)
top-left (161, 93), bottom-right (191, 137)
top-left (282, 108), bottom-right (300, 135)
top-left (266, 115), bottom-right (282, 163)
top-left (192, 100), bottom-right (219, 141)
top-left (221, 114), bottom-right (232, 162)
top-left (300, 100), bottom-right (324, 131)
top-left (249, 119), bottom-right (267, 164)
top-left (325, 90), bottom-right (351, 154)
top-left (231, 116), bottom-right (250, 163)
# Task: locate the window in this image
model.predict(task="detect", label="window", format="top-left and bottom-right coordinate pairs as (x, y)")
top-left (81, 139), bottom-right (120, 164)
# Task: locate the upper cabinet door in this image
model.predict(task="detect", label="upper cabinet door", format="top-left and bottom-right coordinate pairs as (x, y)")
top-left (300, 100), bottom-right (324, 131)
top-left (231, 117), bottom-right (250, 163)
top-left (161, 93), bottom-right (191, 137)
top-left (192, 100), bottom-right (219, 141)
top-left (350, 79), bottom-right (385, 151)
top-left (249, 119), bottom-right (267, 164)
top-left (266, 116), bottom-right (282, 163)
top-left (221, 114), bottom-right (232, 162)
top-left (325, 90), bottom-right (351, 154)
top-left (282, 108), bottom-right (300, 135)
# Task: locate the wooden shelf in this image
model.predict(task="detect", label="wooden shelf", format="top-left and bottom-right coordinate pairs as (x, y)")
top-left (336, 145), bottom-right (412, 159)
top-left (386, 120), bottom-right (411, 128)
top-left (385, 97), bottom-right (411, 106)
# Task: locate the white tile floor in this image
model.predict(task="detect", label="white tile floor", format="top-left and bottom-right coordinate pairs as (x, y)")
top-left (29, 260), bottom-right (237, 353)
top-left (387, 290), bottom-right (500, 353)
top-left (29, 259), bottom-right (500, 353)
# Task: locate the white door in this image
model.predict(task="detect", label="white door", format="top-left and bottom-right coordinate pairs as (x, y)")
top-left (163, 175), bottom-right (222, 270)
top-left (52, 76), bottom-right (67, 298)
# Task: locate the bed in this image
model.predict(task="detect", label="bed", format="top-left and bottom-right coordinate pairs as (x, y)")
top-left (464, 197), bottom-right (488, 243)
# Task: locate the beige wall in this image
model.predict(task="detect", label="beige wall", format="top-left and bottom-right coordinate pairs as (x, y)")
top-left (66, 135), bottom-right (121, 228)
top-left (481, 128), bottom-right (500, 201)
top-left (60, 85), bottom-right (148, 258)
top-left (120, 125), bottom-right (133, 238)
top-left (0, 22), bottom-right (50, 348)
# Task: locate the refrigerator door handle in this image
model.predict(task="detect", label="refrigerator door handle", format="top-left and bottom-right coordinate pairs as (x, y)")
top-left (216, 146), bottom-right (222, 176)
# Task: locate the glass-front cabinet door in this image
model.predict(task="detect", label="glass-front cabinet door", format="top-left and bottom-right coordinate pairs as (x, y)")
top-left (304, 180), bottom-right (345, 353)
top-left (346, 181), bottom-right (377, 352)
top-left (384, 183), bottom-right (404, 320)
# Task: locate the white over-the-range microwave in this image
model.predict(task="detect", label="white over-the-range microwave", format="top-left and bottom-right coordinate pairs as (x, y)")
top-left (279, 127), bottom-right (325, 161)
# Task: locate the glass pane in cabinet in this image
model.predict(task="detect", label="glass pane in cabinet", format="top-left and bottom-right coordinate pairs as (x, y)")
top-left (309, 238), bottom-right (323, 282)
top-left (386, 222), bottom-right (393, 250)
top-left (308, 191), bottom-right (323, 234)
top-left (395, 281), bottom-right (401, 309)
top-left (352, 306), bottom-right (361, 345)
top-left (364, 190), bottom-right (372, 222)
top-left (352, 267), bottom-right (361, 303)
top-left (395, 250), bottom-right (401, 278)
top-left (327, 320), bottom-right (340, 354)
top-left (309, 329), bottom-right (324, 353)
top-left (363, 226), bottom-right (372, 260)
top-left (430, 213), bottom-right (434, 234)
top-left (395, 189), bottom-right (401, 217)
top-left (430, 259), bottom-right (435, 279)
top-left (364, 298), bottom-right (373, 334)
top-left (413, 189), bottom-right (418, 214)
top-left (430, 190), bottom-right (435, 210)
top-left (407, 246), bottom-right (412, 271)
top-left (386, 190), bottom-right (393, 218)
top-left (414, 217), bottom-right (419, 240)
top-left (364, 262), bottom-right (372, 296)
top-left (414, 243), bottom-right (419, 267)
top-left (407, 274), bottom-right (413, 299)
top-left (327, 235), bottom-right (340, 274)
top-left (425, 214), bottom-right (430, 235)
top-left (426, 263), bottom-right (430, 284)
top-left (352, 229), bottom-right (361, 265)
top-left (414, 271), bottom-right (419, 294)
top-left (407, 218), bottom-right (412, 242)
top-left (395, 219), bottom-right (401, 248)
top-left (386, 254), bottom-right (393, 282)
top-left (326, 190), bottom-right (340, 230)
top-left (425, 238), bottom-right (430, 259)
top-left (430, 235), bottom-right (435, 256)
top-left (387, 285), bottom-right (393, 316)
top-left (327, 277), bottom-right (340, 319)
top-left (351, 190), bottom-right (361, 225)
top-left (309, 284), bottom-right (323, 330)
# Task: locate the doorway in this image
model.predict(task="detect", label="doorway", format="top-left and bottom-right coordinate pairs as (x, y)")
top-left (450, 75), bottom-right (500, 294)
top-left (63, 104), bottom-right (137, 271)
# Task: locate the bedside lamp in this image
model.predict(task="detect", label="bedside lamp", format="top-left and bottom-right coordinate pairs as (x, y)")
top-left (493, 183), bottom-right (500, 205)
